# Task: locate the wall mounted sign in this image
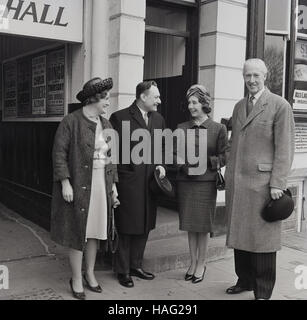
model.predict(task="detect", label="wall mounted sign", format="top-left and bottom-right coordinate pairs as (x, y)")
top-left (2, 46), bottom-right (65, 121)
top-left (0, 0), bottom-right (83, 42)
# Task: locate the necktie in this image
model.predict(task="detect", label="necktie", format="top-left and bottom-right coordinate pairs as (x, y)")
top-left (246, 95), bottom-right (255, 117)
top-left (143, 112), bottom-right (148, 126)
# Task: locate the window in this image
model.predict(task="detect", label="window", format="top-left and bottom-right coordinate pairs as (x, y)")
top-left (264, 0), bottom-right (290, 97)
top-left (264, 35), bottom-right (286, 97)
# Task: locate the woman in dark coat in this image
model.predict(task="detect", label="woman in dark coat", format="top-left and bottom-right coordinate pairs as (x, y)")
top-left (51, 77), bottom-right (119, 299)
top-left (176, 84), bottom-right (228, 283)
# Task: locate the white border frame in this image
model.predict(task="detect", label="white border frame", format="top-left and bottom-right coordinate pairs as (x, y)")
top-left (2, 43), bottom-right (68, 122)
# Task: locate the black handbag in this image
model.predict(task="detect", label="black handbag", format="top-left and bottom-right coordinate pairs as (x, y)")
top-left (107, 207), bottom-right (119, 254)
top-left (215, 159), bottom-right (225, 191)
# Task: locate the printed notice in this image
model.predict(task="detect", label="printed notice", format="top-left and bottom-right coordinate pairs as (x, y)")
top-left (17, 59), bottom-right (31, 116)
top-left (3, 61), bottom-right (17, 118)
top-left (295, 124), bottom-right (307, 152)
top-left (32, 55), bottom-right (46, 115)
top-left (47, 49), bottom-right (65, 115)
top-left (293, 89), bottom-right (307, 110)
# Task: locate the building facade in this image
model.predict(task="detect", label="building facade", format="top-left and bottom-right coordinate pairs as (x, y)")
top-left (0, 0), bottom-right (305, 233)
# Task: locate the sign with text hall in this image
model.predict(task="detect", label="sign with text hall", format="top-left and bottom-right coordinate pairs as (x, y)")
top-left (0, 0), bottom-right (83, 42)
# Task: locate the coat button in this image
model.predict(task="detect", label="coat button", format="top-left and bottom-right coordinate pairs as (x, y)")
top-left (81, 208), bottom-right (85, 212)
top-left (84, 165), bottom-right (89, 169)
top-left (82, 186), bottom-right (87, 190)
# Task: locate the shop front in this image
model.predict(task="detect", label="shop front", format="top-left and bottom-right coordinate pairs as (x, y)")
top-left (0, 0), bottom-right (84, 228)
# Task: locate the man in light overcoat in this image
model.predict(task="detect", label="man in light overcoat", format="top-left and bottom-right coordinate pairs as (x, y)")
top-left (225, 58), bottom-right (295, 300)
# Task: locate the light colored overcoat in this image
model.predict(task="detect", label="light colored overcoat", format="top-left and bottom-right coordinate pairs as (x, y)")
top-left (225, 89), bottom-right (295, 253)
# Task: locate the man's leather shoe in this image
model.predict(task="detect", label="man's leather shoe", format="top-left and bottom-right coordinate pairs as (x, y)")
top-left (130, 268), bottom-right (155, 280)
top-left (226, 285), bottom-right (253, 294)
top-left (118, 273), bottom-right (134, 288)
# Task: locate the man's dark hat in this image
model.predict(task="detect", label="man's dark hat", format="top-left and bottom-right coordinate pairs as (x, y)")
top-left (76, 77), bottom-right (113, 103)
top-left (150, 168), bottom-right (175, 198)
top-left (261, 189), bottom-right (294, 222)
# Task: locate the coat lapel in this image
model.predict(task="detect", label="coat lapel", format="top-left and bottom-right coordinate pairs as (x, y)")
top-left (129, 102), bottom-right (147, 129)
top-left (240, 89), bottom-right (269, 131)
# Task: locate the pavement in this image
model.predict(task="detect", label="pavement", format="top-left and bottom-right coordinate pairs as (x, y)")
top-left (0, 202), bottom-right (307, 301)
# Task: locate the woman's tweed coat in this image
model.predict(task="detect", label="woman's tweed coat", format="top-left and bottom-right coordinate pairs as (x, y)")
top-left (51, 108), bottom-right (118, 251)
top-left (225, 89), bottom-right (295, 253)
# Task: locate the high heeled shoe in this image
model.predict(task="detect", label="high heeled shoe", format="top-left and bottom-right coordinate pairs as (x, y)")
top-left (83, 273), bottom-right (102, 293)
top-left (184, 265), bottom-right (195, 281)
top-left (184, 273), bottom-right (194, 281)
top-left (69, 279), bottom-right (86, 300)
top-left (192, 266), bottom-right (206, 284)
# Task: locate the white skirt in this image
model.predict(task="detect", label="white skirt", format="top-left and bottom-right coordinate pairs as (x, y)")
top-left (85, 167), bottom-right (108, 241)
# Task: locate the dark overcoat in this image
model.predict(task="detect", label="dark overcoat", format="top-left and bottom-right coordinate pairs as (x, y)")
top-left (51, 108), bottom-right (118, 251)
top-left (109, 101), bottom-right (166, 235)
top-left (225, 89), bottom-right (295, 253)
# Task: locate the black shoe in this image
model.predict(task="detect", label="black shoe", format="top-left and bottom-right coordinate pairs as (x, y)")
top-left (192, 266), bottom-right (206, 284)
top-left (83, 273), bottom-right (102, 293)
top-left (118, 273), bottom-right (134, 288)
top-left (185, 273), bottom-right (194, 281)
top-left (130, 268), bottom-right (155, 280)
top-left (69, 279), bottom-right (86, 300)
top-left (226, 285), bottom-right (253, 294)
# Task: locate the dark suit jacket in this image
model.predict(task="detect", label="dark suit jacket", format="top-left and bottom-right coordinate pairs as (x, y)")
top-left (109, 101), bottom-right (166, 234)
top-left (176, 118), bottom-right (228, 181)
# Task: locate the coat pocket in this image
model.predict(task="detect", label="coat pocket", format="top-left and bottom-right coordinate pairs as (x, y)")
top-left (258, 163), bottom-right (273, 172)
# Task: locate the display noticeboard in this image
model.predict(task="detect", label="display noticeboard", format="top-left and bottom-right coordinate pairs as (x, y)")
top-left (2, 46), bottom-right (65, 121)
top-left (295, 124), bottom-right (307, 152)
top-left (3, 61), bottom-right (17, 118)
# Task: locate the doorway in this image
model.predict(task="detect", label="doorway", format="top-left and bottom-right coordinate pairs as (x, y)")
top-left (144, 1), bottom-right (199, 130)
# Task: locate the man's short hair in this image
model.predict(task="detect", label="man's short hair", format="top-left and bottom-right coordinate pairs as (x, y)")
top-left (136, 80), bottom-right (157, 99)
top-left (243, 58), bottom-right (268, 75)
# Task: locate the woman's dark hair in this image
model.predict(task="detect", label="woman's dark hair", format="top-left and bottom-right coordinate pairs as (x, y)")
top-left (136, 80), bottom-right (157, 99)
top-left (83, 91), bottom-right (108, 106)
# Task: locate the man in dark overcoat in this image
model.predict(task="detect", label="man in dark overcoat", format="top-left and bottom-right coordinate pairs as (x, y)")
top-left (109, 81), bottom-right (166, 287)
top-left (225, 58), bottom-right (295, 300)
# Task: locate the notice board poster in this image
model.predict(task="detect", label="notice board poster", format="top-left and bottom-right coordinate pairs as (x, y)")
top-left (295, 124), bottom-right (307, 152)
top-left (2, 46), bottom-right (65, 121)
top-left (47, 49), bottom-right (65, 115)
top-left (3, 61), bottom-right (17, 118)
top-left (17, 59), bottom-right (31, 117)
top-left (32, 55), bottom-right (47, 115)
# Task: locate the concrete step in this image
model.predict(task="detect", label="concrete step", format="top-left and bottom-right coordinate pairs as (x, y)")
top-left (143, 234), bottom-right (232, 273)
top-left (148, 207), bottom-right (184, 241)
